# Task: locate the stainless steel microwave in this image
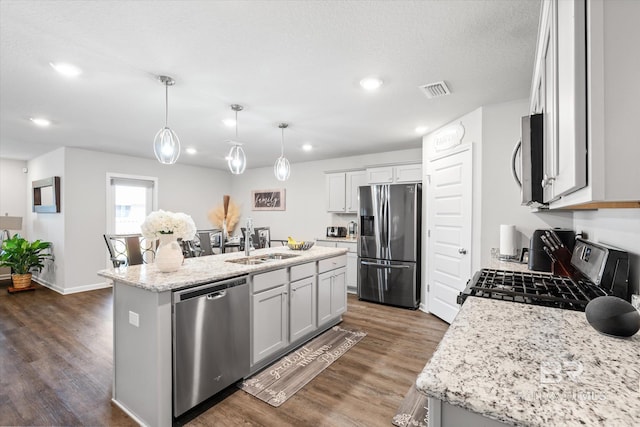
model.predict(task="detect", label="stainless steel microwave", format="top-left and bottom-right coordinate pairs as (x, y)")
top-left (512, 114), bottom-right (544, 206)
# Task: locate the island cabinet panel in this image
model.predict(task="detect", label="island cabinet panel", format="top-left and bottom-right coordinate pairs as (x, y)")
top-left (318, 266), bottom-right (347, 325)
top-left (317, 272), bottom-right (333, 325)
top-left (252, 284), bottom-right (288, 365)
top-left (289, 276), bottom-right (317, 343)
top-left (112, 283), bottom-right (172, 427)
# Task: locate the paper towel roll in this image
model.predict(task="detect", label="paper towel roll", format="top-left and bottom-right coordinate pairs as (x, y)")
top-left (500, 224), bottom-right (517, 257)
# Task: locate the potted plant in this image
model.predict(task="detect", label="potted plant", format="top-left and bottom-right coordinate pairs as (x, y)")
top-left (0, 234), bottom-right (51, 289)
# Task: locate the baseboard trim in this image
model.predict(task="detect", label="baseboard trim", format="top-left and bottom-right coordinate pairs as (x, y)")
top-left (32, 277), bottom-right (112, 295)
top-left (419, 302), bottom-right (429, 314)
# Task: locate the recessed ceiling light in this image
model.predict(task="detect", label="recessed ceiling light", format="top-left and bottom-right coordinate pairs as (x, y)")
top-left (49, 62), bottom-right (82, 78)
top-left (359, 77), bottom-right (383, 91)
top-left (415, 126), bottom-right (428, 134)
top-left (30, 117), bottom-right (51, 127)
top-left (185, 147), bottom-right (197, 155)
top-left (222, 118), bottom-right (236, 127)
top-left (302, 143), bottom-right (313, 152)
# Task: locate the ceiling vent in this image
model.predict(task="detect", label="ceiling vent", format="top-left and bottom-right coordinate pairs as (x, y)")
top-left (419, 81), bottom-right (451, 99)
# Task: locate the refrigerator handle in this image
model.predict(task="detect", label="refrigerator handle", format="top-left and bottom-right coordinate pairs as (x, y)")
top-left (361, 261), bottom-right (411, 269)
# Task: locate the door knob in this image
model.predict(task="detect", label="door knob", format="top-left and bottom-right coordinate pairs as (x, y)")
top-left (458, 248), bottom-right (467, 255)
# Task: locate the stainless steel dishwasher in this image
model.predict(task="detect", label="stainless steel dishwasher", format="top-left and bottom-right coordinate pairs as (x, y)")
top-left (172, 275), bottom-right (249, 417)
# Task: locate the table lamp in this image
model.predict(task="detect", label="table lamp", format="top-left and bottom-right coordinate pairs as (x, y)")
top-left (0, 215), bottom-right (23, 241)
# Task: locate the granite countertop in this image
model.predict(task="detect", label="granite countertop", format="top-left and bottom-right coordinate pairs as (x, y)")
top-left (486, 258), bottom-right (537, 273)
top-left (97, 245), bottom-right (347, 292)
top-left (416, 297), bottom-right (640, 426)
top-left (316, 236), bottom-right (358, 243)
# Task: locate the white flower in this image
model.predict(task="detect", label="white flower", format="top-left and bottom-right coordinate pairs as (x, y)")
top-left (140, 210), bottom-right (197, 241)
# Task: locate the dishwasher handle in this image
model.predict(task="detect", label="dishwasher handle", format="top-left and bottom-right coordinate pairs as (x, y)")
top-left (206, 290), bottom-right (226, 300)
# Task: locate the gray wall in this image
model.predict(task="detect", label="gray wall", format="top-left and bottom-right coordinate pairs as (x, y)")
top-left (227, 148), bottom-right (423, 242)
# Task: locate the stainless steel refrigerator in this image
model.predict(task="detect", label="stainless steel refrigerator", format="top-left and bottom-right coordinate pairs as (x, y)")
top-left (358, 183), bottom-right (421, 309)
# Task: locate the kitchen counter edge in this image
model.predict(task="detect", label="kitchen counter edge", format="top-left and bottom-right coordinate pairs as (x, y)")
top-left (97, 246), bottom-right (348, 292)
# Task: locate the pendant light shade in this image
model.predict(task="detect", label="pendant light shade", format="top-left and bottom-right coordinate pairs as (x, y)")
top-left (153, 76), bottom-right (180, 164)
top-left (227, 104), bottom-right (247, 174)
top-left (274, 123), bottom-right (291, 181)
top-left (228, 144), bottom-right (247, 175)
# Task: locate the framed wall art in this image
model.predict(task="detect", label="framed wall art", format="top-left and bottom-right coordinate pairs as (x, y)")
top-left (251, 189), bottom-right (285, 211)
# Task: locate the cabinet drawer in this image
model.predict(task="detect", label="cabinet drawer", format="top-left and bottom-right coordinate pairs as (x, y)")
top-left (290, 262), bottom-right (316, 282)
top-left (252, 269), bottom-right (287, 293)
top-left (318, 255), bottom-right (347, 274)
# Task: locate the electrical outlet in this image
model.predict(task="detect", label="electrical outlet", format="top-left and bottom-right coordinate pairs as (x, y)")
top-left (128, 310), bottom-right (140, 327)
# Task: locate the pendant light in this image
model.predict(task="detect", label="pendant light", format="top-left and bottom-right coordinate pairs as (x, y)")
top-left (274, 123), bottom-right (291, 181)
top-left (227, 104), bottom-right (247, 174)
top-left (153, 75), bottom-right (181, 164)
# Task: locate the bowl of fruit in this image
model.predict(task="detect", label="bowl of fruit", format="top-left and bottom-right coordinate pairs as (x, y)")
top-left (287, 237), bottom-right (314, 251)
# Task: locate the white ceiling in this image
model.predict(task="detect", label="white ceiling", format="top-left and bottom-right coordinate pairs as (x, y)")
top-left (0, 0), bottom-right (540, 170)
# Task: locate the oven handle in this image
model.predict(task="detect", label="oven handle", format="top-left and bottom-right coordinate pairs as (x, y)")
top-left (361, 261), bottom-right (410, 269)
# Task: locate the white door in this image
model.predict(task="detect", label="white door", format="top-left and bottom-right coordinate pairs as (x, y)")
top-left (427, 146), bottom-right (472, 324)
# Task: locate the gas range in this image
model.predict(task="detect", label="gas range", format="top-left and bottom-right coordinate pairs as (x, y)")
top-left (458, 238), bottom-right (631, 312)
top-left (457, 269), bottom-right (609, 311)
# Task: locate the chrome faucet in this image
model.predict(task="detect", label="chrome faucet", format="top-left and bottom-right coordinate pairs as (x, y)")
top-left (244, 217), bottom-right (254, 256)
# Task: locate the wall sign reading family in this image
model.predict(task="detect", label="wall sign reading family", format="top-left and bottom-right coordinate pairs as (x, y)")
top-left (252, 189), bottom-right (286, 211)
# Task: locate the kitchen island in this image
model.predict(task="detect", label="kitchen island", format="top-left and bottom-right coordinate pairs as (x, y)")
top-left (98, 245), bottom-right (348, 427)
top-left (416, 297), bottom-right (640, 426)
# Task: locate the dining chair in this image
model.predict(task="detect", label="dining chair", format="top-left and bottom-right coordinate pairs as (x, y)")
top-left (103, 234), bottom-right (155, 267)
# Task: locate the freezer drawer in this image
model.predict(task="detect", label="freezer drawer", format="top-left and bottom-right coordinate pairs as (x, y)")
top-left (358, 258), bottom-right (418, 309)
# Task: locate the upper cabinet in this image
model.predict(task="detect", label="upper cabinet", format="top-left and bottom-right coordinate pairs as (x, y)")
top-left (532, 0), bottom-right (640, 208)
top-left (326, 170), bottom-right (366, 213)
top-left (366, 163), bottom-right (422, 184)
top-left (531, 0), bottom-right (586, 204)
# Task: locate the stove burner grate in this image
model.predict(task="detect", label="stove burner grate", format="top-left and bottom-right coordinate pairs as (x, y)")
top-left (459, 269), bottom-right (609, 311)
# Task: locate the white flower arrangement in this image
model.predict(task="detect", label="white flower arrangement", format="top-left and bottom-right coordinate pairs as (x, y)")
top-left (140, 210), bottom-right (197, 241)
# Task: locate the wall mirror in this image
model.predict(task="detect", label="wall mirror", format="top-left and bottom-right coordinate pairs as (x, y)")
top-left (33, 176), bottom-right (61, 213)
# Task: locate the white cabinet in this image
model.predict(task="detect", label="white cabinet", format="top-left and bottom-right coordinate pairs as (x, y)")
top-left (326, 170), bottom-right (366, 213)
top-left (251, 269), bottom-right (288, 365)
top-left (317, 241), bottom-right (357, 294)
top-left (252, 284), bottom-right (288, 365)
top-left (366, 163), bottom-right (422, 184)
top-left (346, 170), bottom-right (367, 213)
top-left (317, 255), bottom-right (347, 326)
top-left (530, 0), bottom-right (639, 208)
top-left (336, 241), bottom-right (358, 294)
top-left (289, 276), bottom-right (316, 343)
top-left (531, 0), bottom-right (587, 204)
top-left (326, 173), bottom-right (346, 212)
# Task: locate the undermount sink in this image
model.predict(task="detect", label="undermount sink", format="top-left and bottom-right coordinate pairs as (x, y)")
top-left (226, 253), bottom-right (300, 265)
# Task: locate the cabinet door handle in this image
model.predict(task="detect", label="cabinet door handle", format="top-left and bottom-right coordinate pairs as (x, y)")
top-left (458, 248), bottom-right (467, 255)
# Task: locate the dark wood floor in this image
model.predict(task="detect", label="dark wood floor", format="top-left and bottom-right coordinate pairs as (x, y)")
top-left (0, 280), bottom-right (448, 427)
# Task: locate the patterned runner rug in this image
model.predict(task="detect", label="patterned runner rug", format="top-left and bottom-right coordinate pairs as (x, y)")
top-left (392, 383), bottom-right (429, 427)
top-left (238, 326), bottom-right (366, 407)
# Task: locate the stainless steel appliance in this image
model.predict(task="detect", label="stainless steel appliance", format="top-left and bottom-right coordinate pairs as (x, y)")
top-left (458, 239), bottom-right (630, 311)
top-left (347, 220), bottom-right (357, 238)
top-left (326, 226), bottom-right (347, 237)
top-left (512, 113), bottom-right (544, 206)
top-left (358, 183), bottom-right (421, 309)
top-left (172, 275), bottom-right (249, 417)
